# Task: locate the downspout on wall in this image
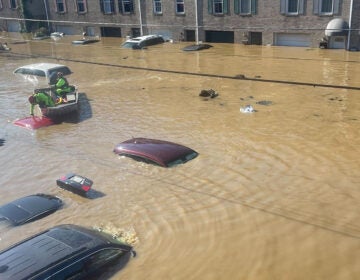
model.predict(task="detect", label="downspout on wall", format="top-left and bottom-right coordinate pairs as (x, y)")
top-left (138, 0), bottom-right (143, 36)
top-left (347, 0), bottom-right (353, 50)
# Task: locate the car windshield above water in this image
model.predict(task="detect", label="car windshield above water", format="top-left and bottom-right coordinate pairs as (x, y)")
top-left (113, 137), bottom-right (198, 167)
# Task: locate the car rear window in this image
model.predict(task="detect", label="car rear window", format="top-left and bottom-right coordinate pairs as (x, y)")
top-left (14, 68), bottom-right (46, 76)
top-left (167, 151), bottom-right (199, 167)
top-left (49, 67), bottom-right (72, 77)
top-left (47, 228), bottom-right (92, 248)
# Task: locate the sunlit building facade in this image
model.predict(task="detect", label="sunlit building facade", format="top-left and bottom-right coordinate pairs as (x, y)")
top-left (0, 0), bottom-right (359, 50)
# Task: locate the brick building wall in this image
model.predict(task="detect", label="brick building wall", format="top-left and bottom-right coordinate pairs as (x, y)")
top-left (0, 0), bottom-right (359, 49)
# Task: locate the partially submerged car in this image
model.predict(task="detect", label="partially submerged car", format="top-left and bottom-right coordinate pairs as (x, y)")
top-left (113, 137), bottom-right (198, 167)
top-left (182, 43), bottom-right (213, 51)
top-left (72, 38), bottom-right (100, 45)
top-left (13, 63), bottom-right (73, 86)
top-left (0, 193), bottom-right (63, 226)
top-left (56, 173), bottom-right (93, 197)
top-left (0, 224), bottom-right (134, 280)
top-left (121, 34), bottom-right (165, 49)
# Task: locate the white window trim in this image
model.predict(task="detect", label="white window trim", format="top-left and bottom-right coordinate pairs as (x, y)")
top-left (213, 0), bottom-right (224, 15)
top-left (55, 0), bottom-right (67, 13)
top-left (239, 0), bottom-right (251, 15)
top-left (103, 0), bottom-right (113, 14)
top-left (176, 0), bottom-right (185, 14)
top-left (153, 0), bottom-right (162, 14)
top-left (9, 0), bottom-right (17, 9)
top-left (286, 0), bottom-right (300, 15)
top-left (76, 0), bottom-right (87, 13)
top-left (121, 0), bottom-right (133, 14)
top-left (319, 0), bottom-right (334, 15)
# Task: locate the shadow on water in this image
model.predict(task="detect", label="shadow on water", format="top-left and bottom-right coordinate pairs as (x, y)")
top-left (86, 188), bottom-right (106, 199)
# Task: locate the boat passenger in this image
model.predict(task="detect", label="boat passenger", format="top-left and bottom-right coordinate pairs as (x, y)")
top-left (28, 89), bottom-right (55, 116)
top-left (54, 72), bottom-right (75, 98)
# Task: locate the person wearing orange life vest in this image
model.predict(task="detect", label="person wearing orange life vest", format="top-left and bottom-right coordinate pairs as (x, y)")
top-left (28, 90), bottom-right (55, 116)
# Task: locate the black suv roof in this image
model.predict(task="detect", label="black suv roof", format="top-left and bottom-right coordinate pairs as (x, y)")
top-left (0, 224), bottom-right (132, 280)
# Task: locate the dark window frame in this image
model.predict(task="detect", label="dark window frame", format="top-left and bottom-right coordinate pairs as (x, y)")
top-left (100, 0), bottom-right (116, 14)
top-left (75, 0), bottom-right (87, 13)
top-left (9, 0), bottom-right (17, 9)
top-left (118, 0), bottom-right (134, 14)
top-left (55, 0), bottom-right (67, 13)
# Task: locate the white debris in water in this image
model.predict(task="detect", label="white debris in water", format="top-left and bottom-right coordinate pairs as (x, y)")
top-left (240, 105), bottom-right (255, 113)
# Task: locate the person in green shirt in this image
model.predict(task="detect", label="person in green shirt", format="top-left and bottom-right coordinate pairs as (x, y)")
top-left (28, 90), bottom-right (55, 116)
top-left (54, 72), bottom-right (75, 98)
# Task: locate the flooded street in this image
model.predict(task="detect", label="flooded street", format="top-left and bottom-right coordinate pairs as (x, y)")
top-left (1, 34), bottom-right (360, 279)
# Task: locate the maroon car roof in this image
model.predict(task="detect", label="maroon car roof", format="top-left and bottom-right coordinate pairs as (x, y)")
top-left (113, 138), bottom-right (198, 167)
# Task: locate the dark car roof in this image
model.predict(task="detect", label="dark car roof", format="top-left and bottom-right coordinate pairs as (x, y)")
top-left (113, 137), bottom-right (198, 167)
top-left (0, 194), bottom-right (63, 226)
top-left (182, 43), bottom-right (213, 51)
top-left (0, 224), bottom-right (132, 280)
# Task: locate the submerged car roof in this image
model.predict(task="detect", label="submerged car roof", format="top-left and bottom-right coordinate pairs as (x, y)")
top-left (13, 63), bottom-right (72, 77)
top-left (0, 194), bottom-right (63, 226)
top-left (113, 137), bottom-right (198, 167)
top-left (121, 34), bottom-right (164, 48)
top-left (124, 34), bottom-right (162, 43)
top-left (0, 224), bottom-right (132, 280)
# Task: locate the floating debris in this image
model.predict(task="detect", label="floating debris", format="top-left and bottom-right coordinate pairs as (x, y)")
top-left (93, 223), bottom-right (139, 246)
top-left (240, 105), bottom-right (256, 113)
top-left (235, 74), bottom-right (246, 79)
top-left (256, 100), bottom-right (273, 106)
top-left (240, 96), bottom-right (254, 101)
top-left (329, 97), bottom-right (343, 101)
top-left (199, 89), bottom-right (219, 99)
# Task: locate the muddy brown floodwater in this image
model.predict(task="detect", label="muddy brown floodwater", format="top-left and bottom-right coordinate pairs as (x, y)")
top-left (1, 34), bottom-right (360, 280)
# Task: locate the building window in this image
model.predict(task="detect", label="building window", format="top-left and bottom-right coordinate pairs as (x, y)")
top-left (313, 0), bottom-right (340, 15)
top-left (153, 0), bottom-right (162, 14)
top-left (9, 0), bottom-right (16, 9)
top-left (214, 0), bottom-right (223, 14)
top-left (208, 0), bottom-right (228, 15)
top-left (320, 0), bottom-right (333, 13)
top-left (234, 0), bottom-right (257, 15)
top-left (288, 0), bottom-right (298, 13)
top-left (280, 0), bottom-right (304, 15)
top-left (100, 0), bottom-right (115, 14)
top-left (76, 0), bottom-right (87, 13)
top-left (56, 0), bottom-right (66, 13)
top-left (176, 0), bottom-right (184, 14)
top-left (119, 0), bottom-right (134, 14)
